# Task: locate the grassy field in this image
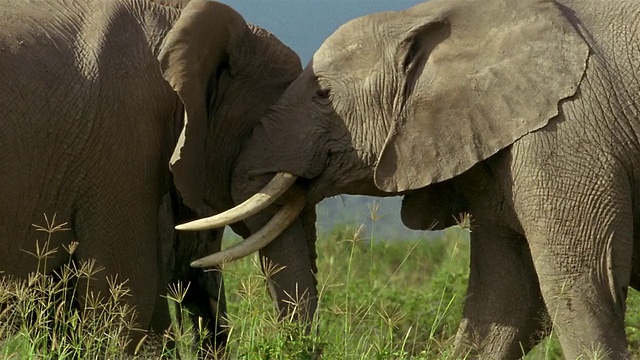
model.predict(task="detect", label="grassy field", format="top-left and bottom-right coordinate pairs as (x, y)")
top-left (2, 211), bottom-right (640, 358)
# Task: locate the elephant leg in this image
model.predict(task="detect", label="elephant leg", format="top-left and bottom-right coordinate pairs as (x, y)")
top-left (150, 289), bottom-right (172, 338)
top-left (454, 222), bottom-right (548, 359)
top-left (187, 267), bottom-right (227, 353)
top-left (152, 192), bottom-right (175, 339)
top-left (181, 229), bottom-right (228, 353)
top-left (517, 180), bottom-right (632, 358)
top-left (73, 191), bottom-right (163, 351)
top-left (162, 190), bottom-right (228, 353)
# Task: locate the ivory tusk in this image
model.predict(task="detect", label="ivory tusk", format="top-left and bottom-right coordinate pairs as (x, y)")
top-left (190, 192), bottom-right (306, 268)
top-left (175, 172), bottom-right (297, 231)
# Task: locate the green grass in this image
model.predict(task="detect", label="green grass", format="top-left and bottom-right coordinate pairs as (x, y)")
top-left (219, 223), bottom-right (470, 360)
top-left (2, 209), bottom-right (640, 358)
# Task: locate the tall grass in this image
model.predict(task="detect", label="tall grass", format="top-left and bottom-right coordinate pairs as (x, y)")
top-left (0, 215), bottom-right (145, 358)
top-left (1, 208), bottom-right (640, 358)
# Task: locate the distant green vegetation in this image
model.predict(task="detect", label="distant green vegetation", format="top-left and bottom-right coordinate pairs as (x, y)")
top-left (316, 196), bottom-right (430, 240)
top-left (1, 205), bottom-right (640, 358)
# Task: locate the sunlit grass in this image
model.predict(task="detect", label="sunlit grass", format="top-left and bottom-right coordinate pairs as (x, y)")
top-left (1, 206), bottom-right (640, 358)
top-left (218, 222), bottom-right (470, 359)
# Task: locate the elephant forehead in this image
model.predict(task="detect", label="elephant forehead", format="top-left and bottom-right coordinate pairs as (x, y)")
top-left (313, 17), bottom-right (388, 73)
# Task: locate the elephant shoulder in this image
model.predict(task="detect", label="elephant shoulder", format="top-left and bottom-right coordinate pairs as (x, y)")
top-left (0, 1), bottom-right (161, 74)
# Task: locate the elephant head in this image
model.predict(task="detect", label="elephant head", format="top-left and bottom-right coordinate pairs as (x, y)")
top-left (155, 0), bottom-right (306, 349)
top-left (159, 0), bottom-right (301, 218)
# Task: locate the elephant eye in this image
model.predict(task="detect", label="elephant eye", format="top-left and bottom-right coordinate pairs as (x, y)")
top-left (315, 88), bottom-right (331, 100)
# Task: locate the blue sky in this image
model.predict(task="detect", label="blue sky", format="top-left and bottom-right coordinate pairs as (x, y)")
top-left (222, 1), bottom-right (424, 63)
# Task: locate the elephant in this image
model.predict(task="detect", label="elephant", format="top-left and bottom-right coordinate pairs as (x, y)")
top-left (180, 0), bottom-right (640, 358)
top-left (0, 0), bottom-right (305, 352)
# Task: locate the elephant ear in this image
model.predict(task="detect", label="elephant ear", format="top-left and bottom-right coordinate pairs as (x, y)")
top-left (158, 0), bottom-right (246, 210)
top-left (374, 0), bottom-right (589, 192)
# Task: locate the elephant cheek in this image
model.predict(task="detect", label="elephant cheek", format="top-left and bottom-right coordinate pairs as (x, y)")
top-left (240, 111), bottom-right (328, 181)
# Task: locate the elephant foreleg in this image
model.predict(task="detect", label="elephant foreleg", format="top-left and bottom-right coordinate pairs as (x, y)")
top-left (165, 188), bottom-right (229, 353)
top-left (522, 206), bottom-right (632, 358)
top-left (515, 165), bottom-right (633, 359)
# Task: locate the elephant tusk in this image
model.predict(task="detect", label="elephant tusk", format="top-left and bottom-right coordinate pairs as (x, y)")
top-left (175, 172), bottom-right (297, 231)
top-left (190, 192), bottom-right (306, 267)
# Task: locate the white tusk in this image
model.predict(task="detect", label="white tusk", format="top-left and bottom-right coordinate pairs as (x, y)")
top-left (175, 172), bottom-right (297, 231)
top-left (190, 192), bottom-right (306, 268)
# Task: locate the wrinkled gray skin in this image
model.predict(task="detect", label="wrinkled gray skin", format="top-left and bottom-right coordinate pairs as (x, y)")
top-left (0, 0), bottom-right (303, 351)
top-left (233, 0), bottom-right (640, 358)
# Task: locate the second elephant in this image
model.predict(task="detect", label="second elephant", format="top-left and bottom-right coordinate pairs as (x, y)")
top-left (190, 0), bottom-right (640, 358)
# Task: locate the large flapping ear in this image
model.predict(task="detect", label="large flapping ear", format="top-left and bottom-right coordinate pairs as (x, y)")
top-left (158, 0), bottom-right (246, 210)
top-left (374, 0), bottom-right (588, 192)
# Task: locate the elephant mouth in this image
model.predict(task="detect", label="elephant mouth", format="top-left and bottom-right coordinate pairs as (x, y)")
top-left (175, 172), bottom-right (304, 268)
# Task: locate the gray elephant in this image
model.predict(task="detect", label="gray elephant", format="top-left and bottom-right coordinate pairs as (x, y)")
top-left (181, 0), bottom-right (640, 358)
top-left (0, 0), bottom-right (305, 352)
